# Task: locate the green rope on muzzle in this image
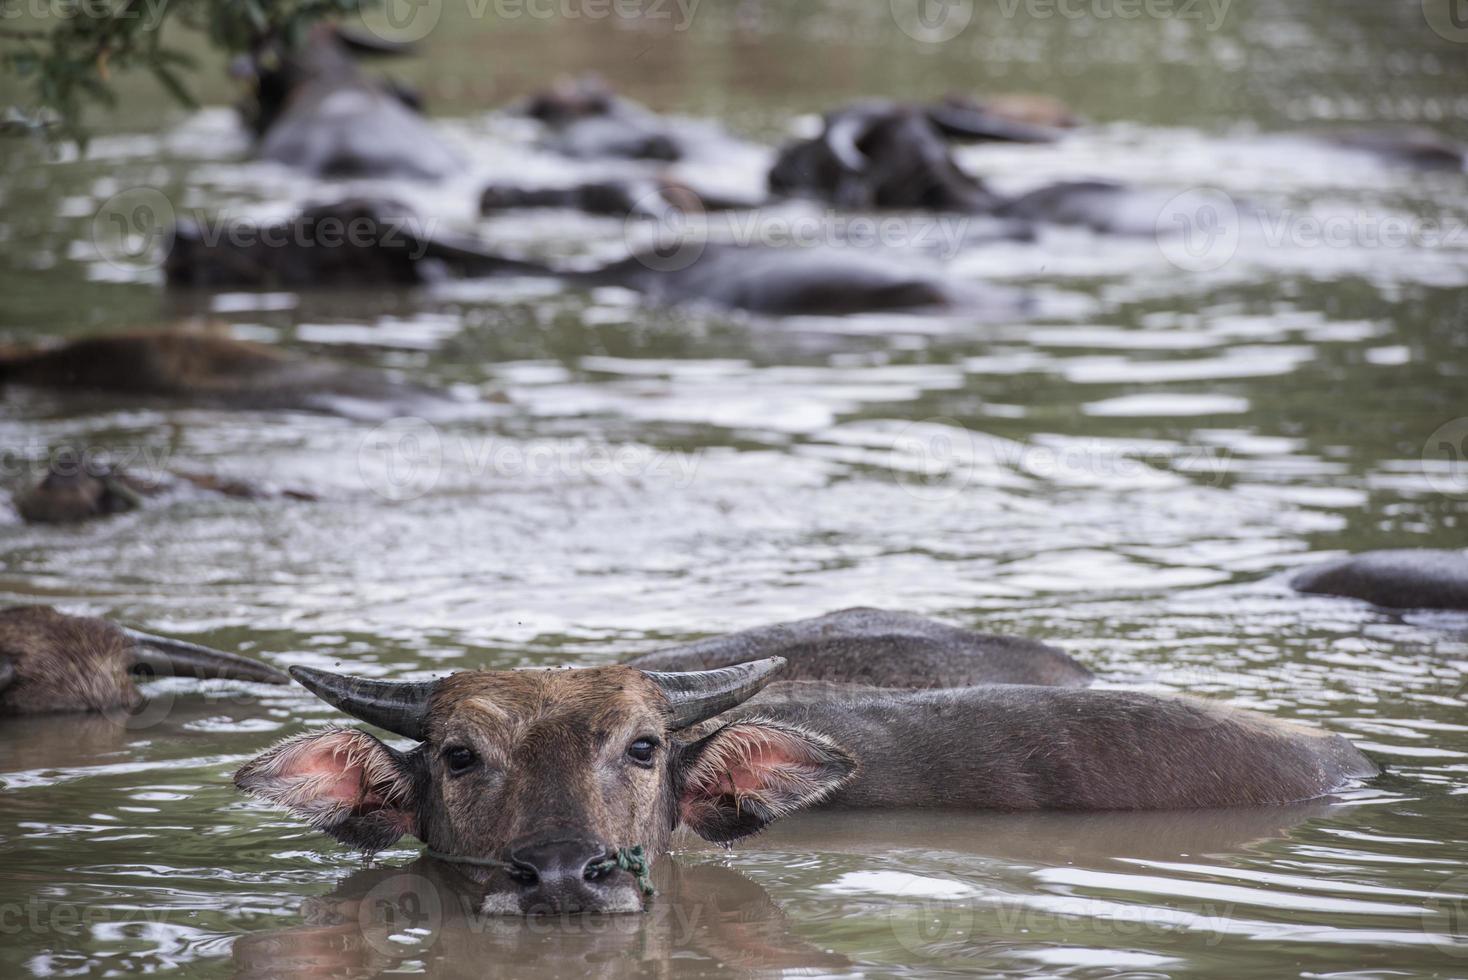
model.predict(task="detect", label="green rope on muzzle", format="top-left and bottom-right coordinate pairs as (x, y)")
top-left (422, 845), bottom-right (656, 898)
top-left (588, 845), bottom-right (655, 897)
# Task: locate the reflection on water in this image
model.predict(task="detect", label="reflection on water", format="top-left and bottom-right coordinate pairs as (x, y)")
top-left (1, 0), bottom-right (1467, 976)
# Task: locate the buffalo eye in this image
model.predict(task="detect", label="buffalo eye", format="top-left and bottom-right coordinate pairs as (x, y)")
top-left (443, 745), bottom-right (478, 774)
top-left (626, 737), bottom-right (659, 768)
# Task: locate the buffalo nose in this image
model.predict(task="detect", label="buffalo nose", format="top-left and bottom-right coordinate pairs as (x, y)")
top-left (506, 838), bottom-right (616, 908)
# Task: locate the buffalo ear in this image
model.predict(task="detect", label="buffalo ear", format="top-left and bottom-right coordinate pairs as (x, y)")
top-left (234, 728), bottom-right (421, 853)
top-left (676, 718), bottom-right (856, 844)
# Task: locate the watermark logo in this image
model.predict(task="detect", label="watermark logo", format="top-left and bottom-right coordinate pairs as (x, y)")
top-left (891, 0), bottom-right (975, 43)
top-left (358, 0), bottom-right (443, 42)
top-left (1423, 418), bottom-right (1468, 499)
top-left (1155, 187), bottom-right (1240, 272)
top-left (92, 186), bottom-right (174, 272)
top-left (627, 188), bottom-right (709, 273)
top-left (359, 872), bottom-right (445, 956)
top-left (358, 417), bottom-right (445, 502)
top-left (889, 418), bottom-right (978, 502)
top-left (1424, 0), bottom-right (1468, 43)
top-left (1424, 875), bottom-right (1468, 955)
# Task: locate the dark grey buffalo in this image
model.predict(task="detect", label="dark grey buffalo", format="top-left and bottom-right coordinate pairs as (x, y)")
top-left (769, 99), bottom-right (1174, 235)
top-left (164, 198), bottom-right (1026, 318)
top-left (1291, 549), bottom-right (1468, 611)
top-left (0, 328), bottom-right (455, 417)
top-left (515, 74), bottom-right (745, 162)
top-left (622, 608), bottom-right (1092, 688)
top-left (239, 26), bottom-right (460, 179)
top-left (166, 199), bottom-right (541, 289)
top-left (1309, 127), bottom-right (1466, 172)
top-left (235, 656), bottom-right (1375, 915)
top-left (0, 605), bottom-right (287, 715)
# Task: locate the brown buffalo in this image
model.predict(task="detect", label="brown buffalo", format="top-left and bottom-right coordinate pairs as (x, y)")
top-left (12, 450), bottom-right (315, 525)
top-left (234, 656), bottom-right (1375, 915)
top-left (0, 605), bottom-right (288, 716)
top-left (0, 328), bottom-right (454, 417)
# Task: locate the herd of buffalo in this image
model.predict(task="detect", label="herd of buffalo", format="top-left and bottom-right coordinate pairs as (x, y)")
top-left (3, 22), bottom-right (1467, 917)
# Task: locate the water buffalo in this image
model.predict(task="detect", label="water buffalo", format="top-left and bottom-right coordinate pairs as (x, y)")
top-left (165, 198), bottom-right (1026, 318)
top-left (0, 605), bottom-right (288, 716)
top-left (769, 100), bottom-right (1169, 235)
top-left (11, 452), bottom-right (315, 525)
top-left (769, 100), bottom-right (1012, 211)
top-left (621, 608), bottom-right (1092, 688)
top-left (0, 328), bottom-right (455, 417)
top-left (1310, 127), bottom-right (1466, 172)
top-left (517, 74), bottom-right (715, 162)
top-left (1291, 549), bottom-right (1468, 611)
top-left (166, 199), bottom-right (542, 289)
top-left (479, 177), bottom-right (755, 219)
top-left (578, 242), bottom-right (1029, 317)
top-left (238, 25), bottom-right (460, 179)
top-left (235, 657), bottom-right (1375, 915)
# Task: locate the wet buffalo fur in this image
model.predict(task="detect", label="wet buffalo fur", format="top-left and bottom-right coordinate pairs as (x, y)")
top-left (622, 608), bottom-right (1093, 688)
top-left (707, 686), bottom-right (1378, 811)
top-left (0, 328), bottom-right (448, 414)
top-left (235, 661), bottom-right (1375, 914)
top-left (0, 606), bottom-right (140, 715)
top-left (0, 605), bottom-right (288, 716)
top-left (1291, 549), bottom-right (1468, 611)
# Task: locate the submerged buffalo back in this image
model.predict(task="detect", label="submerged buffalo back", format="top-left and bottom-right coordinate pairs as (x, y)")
top-left (724, 685), bottom-right (1376, 811)
top-left (623, 608), bottom-right (1092, 688)
top-left (1290, 549), bottom-right (1468, 611)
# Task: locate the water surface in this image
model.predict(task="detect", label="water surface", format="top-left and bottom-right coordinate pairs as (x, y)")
top-left (1, 1), bottom-right (1466, 976)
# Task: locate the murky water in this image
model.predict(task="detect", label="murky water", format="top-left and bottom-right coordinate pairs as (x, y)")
top-left (2, 1), bottom-right (1467, 976)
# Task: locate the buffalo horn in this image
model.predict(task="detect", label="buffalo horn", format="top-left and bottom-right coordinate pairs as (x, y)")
top-left (289, 666), bottom-right (436, 740)
top-left (643, 656), bottom-right (786, 729)
top-left (123, 628), bottom-right (290, 685)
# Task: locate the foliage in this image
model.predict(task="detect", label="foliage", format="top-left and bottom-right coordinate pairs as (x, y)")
top-left (1, 0), bottom-right (373, 142)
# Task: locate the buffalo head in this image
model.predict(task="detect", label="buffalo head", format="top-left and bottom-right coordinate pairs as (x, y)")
top-left (234, 659), bottom-right (855, 915)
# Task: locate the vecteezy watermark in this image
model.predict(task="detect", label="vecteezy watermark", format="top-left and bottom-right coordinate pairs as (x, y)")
top-left (0, 0), bottom-right (169, 28)
top-left (356, 418), bottom-right (706, 502)
top-left (1423, 0), bottom-right (1468, 43)
top-left (1424, 875), bottom-right (1468, 955)
top-left (0, 899), bottom-right (181, 936)
top-left (91, 191), bottom-right (440, 273)
top-left (357, 417), bottom-right (445, 503)
top-left (1155, 187), bottom-right (1242, 272)
top-left (1423, 418), bottom-right (1468, 499)
top-left (359, 872), bottom-right (446, 956)
top-left (0, 443), bottom-right (175, 483)
top-left (888, 418), bottom-right (979, 503)
top-left (890, 0), bottom-right (975, 43)
top-left (624, 200), bottom-right (976, 273)
top-left (354, 0), bottom-right (702, 42)
top-left (92, 187), bottom-right (176, 273)
top-left (892, 0), bottom-right (1231, 42)
top-left (1154, 189), bottom-right (1468, 272)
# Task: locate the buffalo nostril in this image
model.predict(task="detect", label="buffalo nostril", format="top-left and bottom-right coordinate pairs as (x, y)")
top-left (507, 862), bottom-right (539, 887)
